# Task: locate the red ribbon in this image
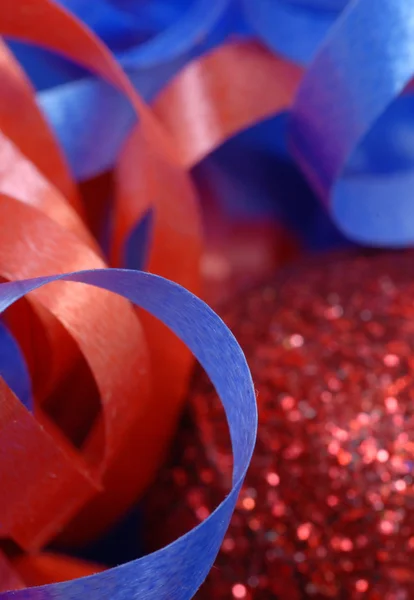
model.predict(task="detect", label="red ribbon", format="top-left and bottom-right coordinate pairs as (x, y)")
top-left (0, 0), bottom-right (304, 585)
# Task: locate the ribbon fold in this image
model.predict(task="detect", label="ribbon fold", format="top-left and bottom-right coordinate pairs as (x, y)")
top-left (0, 270), bottom-right (257, 600)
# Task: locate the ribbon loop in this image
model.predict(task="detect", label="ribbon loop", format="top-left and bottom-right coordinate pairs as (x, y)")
top-left (0, 269), bottom-right (257, 600)
top-left (290, 0), bottom-right (414, 245)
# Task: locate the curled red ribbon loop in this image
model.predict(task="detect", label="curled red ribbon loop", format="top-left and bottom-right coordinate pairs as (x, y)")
top-left (153, 40), bottom-right (302, 169)
top-left (152, 40), bottom-right (302, 303)
top-left (0, 0), bottom-right (204, 548)
top-left (0, 0), bottom-right (302, 574)
top-left (0, 39), bottom-right (81, 213)
top-left (12, 553), bottom-right (104, 586)
top-left (0, 552), bottom-right (24, 593)
top-left (0, 549), bottom-right (102, 592)
top-left (0, 194), bottom-right (150, 550)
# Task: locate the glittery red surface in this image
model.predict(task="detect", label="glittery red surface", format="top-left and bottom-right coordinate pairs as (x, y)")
top-left (145, 251), bottom-right (414, 599)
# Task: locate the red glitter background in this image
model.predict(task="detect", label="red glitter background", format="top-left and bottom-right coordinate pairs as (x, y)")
top-left (146, 251), bottom-right (414, 599)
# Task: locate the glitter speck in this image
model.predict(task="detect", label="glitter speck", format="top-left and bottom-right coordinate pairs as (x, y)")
top-left (290, 333), bottom-right (304, 348)
top-left (327, 495), bottom-right (339, 507)
top-left (395, 480), bottom-right (407, 492)
top-left (266, 472), bottom-right (280, 486)
top-left (232, 584), bottom-right (247, 599)
top-left (380, 520), bottom-right (395, 535)
top-left (377, 449), bottom-right (390, 463)
top-left (325, 305), bottom-right (343, 319)
top-left (328, 376), bottom-right (341, 391)
top-left (195, 506), bottom-right (209, 520)
top-left (271, 502), bottom-right (285, 517)
top-left (242, 497), bottom-right (255, 511)
top-left (248, 517), bottom-right (260, 531)
top-left (385, 396), bottom-right (398, 413)
top-left (281, 395), bottom-right (295, 410)
top-left (338, 450), bottom-right (352, 465)
top-left (356, 579), bottom-right (369, 592)
top-left (321, 391), bottom-right (332, 403)
top-left (384, 353), bottom-right (400, 367)
top-left (328, 440), bottom-right (340, 455)
top-left (340, 538), bottom-right (353, 551)
top-left (297, 522), bottom-right (312, 540)
top-left (222, 537), bottom-right (235, 552)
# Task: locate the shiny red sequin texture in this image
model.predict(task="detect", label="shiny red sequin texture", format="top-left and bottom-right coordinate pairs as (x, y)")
top-left (146, 251), bottom-right (414, 599)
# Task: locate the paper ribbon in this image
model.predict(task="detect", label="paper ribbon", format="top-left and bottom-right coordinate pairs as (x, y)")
top-left (8, 0), bottom-right (235, 180)
top-left (0, 550), bottom-right (104, 593)
top-left (290, 0), bottom-right (414, 245)
top-left (0, 270), bottom-right (257, 599)
top-left (242, 0), bottom-right (345, 64)
top-left (0, 32), bottom-right (153, 550)
top-left (151, 37), bottom-right (350, 252)
top-left (152, 40), bottom-right (302, 169)
top-left (0, 3), bottom-right (258, 590)
top-left (0, 552), bottom-right (24, 593)
top-left (0, 320), bottom-right (33, 411)
top-left (12, 0), bottom-right (414, 248)
top-left (12, 553), bottom-right (104, 587)
top-left (0, 0), bottom-right (202, 547)
top-left (1, 0), bottom-right (414, 593)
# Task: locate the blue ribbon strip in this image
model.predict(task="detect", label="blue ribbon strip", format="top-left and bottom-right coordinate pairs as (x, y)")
top-left (9, 0), bottom-right (414, 249)
top-left (290, 0), bottom-right (414, 245)
top-left (7, 0), bottom-right (414, 248)
top-left (0, 320), bottom-right (33, 412)
top-left (242, 0), bottom-right (345, 65)
top-left (7, 0), bottom-right (235, 180)
top-left (0, 269), bottom-right (257, 599)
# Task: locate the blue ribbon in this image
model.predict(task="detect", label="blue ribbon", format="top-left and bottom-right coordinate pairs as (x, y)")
top-left (124, 209), bottom-right (154, 270)
top-left (290, 0), bottom-right (414, 245)
top-left (0, 320), bottom-right (33, 412)
top-left (10, 0), bottom-right (414, 249)
top-left (242, 0), bottom-right (345, 65)
top-left (192, 111), bottom-right (352, 250)
top-left (7, 0), bottom-right (238, 180)
top-left (0, 269), bottom-right (257, 599)
top-left (7, 1), bottom-right (414, 248)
